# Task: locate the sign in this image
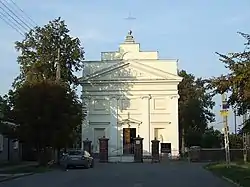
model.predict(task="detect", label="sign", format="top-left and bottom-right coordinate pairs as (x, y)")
top-left (220, 110), bottom-right (229, 117)
top-left (222, 102), bottom-right (229, 109)
top-left (161, 143), bottom-right (171, 153)
top-left (135, 140), bottom-right (140, 145)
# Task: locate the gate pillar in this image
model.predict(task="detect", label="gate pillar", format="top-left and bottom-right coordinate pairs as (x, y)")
top-left (99, 136), bottom-right (109, 163)
top-left (134, 135), bottom-right (143, 163)
top-left (151, 137), bottom-right (160, 163)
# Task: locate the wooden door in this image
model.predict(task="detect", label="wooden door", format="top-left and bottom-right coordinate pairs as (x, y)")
top-left (124, 128), bottom-right (131, 144)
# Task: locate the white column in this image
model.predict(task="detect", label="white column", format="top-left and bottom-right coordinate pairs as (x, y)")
top-left (108, 97), bottom-right (118, 155)
top-left (81, 97), bottom-right (90, 150)
top-left (141, 95), bottom-right (152, 155)
top-left (170, 95), bottom-right (180, 157)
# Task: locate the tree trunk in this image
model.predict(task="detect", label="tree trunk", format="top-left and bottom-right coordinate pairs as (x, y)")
top-left (181, 128), bottom-right (185, 156)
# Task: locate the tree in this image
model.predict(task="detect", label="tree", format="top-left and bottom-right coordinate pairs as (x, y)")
top-left (0, 94), bottom-right (16, 138)
top-left (10, 80), bottom-right (82, 163)
top-left (229, 134), bottom-right (243, 149)
top-left (209, 32), bottom-right (250, 132)
top-left (0, 95), bottom-right (12, 121)
top-left (13, 17), bottom-right (84, 88)
top-left (200, 127), bottom-right (223, 148)
top-left (178, 70), bottom-right (215, 153)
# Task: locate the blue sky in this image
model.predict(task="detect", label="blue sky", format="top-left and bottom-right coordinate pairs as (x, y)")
top-left (0, 0), bottom-right (250, 131)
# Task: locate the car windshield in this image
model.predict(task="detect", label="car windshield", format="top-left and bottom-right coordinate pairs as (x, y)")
top-left (68, 150), bottom-right (82, 155)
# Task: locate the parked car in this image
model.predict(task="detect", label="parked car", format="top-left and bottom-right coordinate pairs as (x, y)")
top-left (60, 149), bottom-right (94, 169)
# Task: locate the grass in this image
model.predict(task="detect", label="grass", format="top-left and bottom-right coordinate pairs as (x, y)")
top-left (0, 165), bottom-right (53, 174)
top-left (205, 163), bottom-right (250, 187)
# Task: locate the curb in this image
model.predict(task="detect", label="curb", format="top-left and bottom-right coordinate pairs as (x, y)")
top-left (0, 173), bottom-right (34, 183)
top-left (222, 176), bottom-right (242, 187)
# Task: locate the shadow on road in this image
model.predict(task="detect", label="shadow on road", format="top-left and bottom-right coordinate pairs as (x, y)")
top-left (0, 162), bottom-right (235, 187)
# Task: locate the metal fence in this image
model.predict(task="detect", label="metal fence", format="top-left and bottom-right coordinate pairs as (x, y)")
top-left (188, 148), bottom-right (250, 162)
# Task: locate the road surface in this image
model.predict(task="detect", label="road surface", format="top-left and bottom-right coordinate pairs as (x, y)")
top-left (0, 162), bottom-right (234, 187)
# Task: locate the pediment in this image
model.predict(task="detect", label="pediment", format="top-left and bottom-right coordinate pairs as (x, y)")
top-left (81, 60), bottom-right (182, 82)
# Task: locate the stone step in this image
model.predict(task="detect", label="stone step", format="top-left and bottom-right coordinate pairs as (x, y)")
top-left (108, 155), bottom-right (134, 163)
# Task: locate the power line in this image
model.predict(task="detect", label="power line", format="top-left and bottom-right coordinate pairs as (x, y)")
top-left (0, 6), bottom-right (28, 33)
top-left (7, 0), bottom-right (37, 27)
top-left (0, 0), bottom-right (37, 36)
top-left (0, 9), bottom-right (25, 36)
top-left (0, 0), bottom-right (32, 30)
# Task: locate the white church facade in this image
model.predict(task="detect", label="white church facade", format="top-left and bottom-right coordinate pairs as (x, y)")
top-left (79, 31), bottom-right (182, 157)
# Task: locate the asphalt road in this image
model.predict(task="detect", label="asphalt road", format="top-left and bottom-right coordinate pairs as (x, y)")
top-left (0, 162), bottom-right (234, 187)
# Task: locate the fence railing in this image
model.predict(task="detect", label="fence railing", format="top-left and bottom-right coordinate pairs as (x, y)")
top-left (188, 148), bottom-right (250, 162)
top-left (110, 144), bottom-right (135, 156)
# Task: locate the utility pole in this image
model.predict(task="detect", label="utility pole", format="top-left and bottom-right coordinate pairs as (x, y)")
top-left (232, 86), bottom-right (237, 134)
top-left (220, 93), bottom-right (230, 167)
top-left (243, 112), bottom-right (248, 163)
top-left (55, 48), bottom-right (61, 81)
top-left (234, 111), bottom-right (237, 134)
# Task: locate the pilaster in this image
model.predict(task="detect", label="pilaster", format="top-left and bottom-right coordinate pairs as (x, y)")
top-left (141, 94), bottom-right (153, 155)
top-left (108, 96), bottom-right (119, 155)
top-left (81, 96), bottom-right (90, 149)
top-left (170, 94), bottom-right (180, 156)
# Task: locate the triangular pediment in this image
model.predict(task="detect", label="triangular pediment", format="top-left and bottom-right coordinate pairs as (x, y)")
top-left (119, 118), bottom-right (142, 125)
top-left (81, 60), bottom-right (182, 82)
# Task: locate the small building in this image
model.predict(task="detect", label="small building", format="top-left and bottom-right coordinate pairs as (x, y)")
top-left (0, 121), bottom-right (22, 162)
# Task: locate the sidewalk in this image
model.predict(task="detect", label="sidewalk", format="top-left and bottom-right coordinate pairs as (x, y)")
top-left (0, 161), bottom-right (37, 182)
top-left (0, 161), bottom-right (38, 172)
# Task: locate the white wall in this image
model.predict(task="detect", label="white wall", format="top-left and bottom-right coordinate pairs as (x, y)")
top-left (82, 90), bottom-right (180, 156)
top-left (81, 35), bottom-right (182, 156)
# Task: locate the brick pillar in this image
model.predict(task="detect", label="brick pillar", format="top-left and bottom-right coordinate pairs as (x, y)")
top-left (99, 136), bottom-right (109, 163)
top-left (134, 135), bottom-right (143, 163)
top-left (151, 138), bottom-right (160, 163)
top-left (83, 138), bottom-right (92, 154)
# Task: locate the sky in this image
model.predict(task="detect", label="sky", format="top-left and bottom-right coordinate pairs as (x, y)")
top-left (0, 0), bottom-right (250, 132)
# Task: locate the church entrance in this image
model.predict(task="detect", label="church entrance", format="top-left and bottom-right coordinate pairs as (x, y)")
top-left (123, 128), bottom-right (136, 154)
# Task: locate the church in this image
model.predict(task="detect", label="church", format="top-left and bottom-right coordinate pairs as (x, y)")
top-left (79, 31), bottom-right (182, 157)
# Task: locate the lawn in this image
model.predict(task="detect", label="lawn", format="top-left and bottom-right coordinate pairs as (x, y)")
top-left (206, 163), bottom-right (250, 187)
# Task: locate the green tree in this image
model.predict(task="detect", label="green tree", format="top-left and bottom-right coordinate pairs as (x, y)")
top-left (178, 70), bottom-right (215, 153)
top-left (0, 94), bottom-right (16, 138)
top-left (200, 127), bottom-right (223, 148)
top-left (209, 32), bottom-right (250, 132)
top-left (10, 80), bottom-right (82, 161)
top-left (14, 17), bottom-right (84, 88)
top-left (229, 134), bottom-right (243, 149)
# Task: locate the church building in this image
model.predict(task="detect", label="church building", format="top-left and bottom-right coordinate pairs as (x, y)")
top-left (79, 31), bottom-right (182, 157)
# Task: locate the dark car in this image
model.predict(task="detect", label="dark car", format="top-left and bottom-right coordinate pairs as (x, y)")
top-left (60, 149), bottom-right (94, 169)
